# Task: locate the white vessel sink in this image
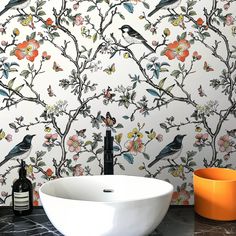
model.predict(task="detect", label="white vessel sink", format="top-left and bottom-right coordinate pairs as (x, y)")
top-left (39, 175), bottom-right (173, 236)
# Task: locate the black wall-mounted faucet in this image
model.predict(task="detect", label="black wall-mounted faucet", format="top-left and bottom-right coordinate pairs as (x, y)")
top-left (104, 129), bottom-right (114, 175)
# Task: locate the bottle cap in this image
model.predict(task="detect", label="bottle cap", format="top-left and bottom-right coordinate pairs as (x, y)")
top-left (19, 160), bottom-right (27, 178)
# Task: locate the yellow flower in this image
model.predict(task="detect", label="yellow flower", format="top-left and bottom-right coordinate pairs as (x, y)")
top-left (21, 15), bottom-right (33, 27)
top-left (123, 52), bottom-right (130, 59)
top-left (0, 129), bottom-right (5, 140)
top-left (13, 28), bottom-right (20, 36)
top-left (147, 131), bottom-right (156, 140)
top-left (127, 128), bottom-right (143, 139)
top-left (26, 164), bottom-right (33, 175)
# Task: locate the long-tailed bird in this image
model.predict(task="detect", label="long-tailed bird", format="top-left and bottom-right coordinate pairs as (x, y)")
top-left (0, 0), bottom-right (31, 17)
top-left (119, 25), bottom-right (155, 52)
top-left (0, 134), bottom-right (35, 167)
top-left (148, 134), bottom-right (186, 168)
top-left (148, 0), bottom-right (182, 17)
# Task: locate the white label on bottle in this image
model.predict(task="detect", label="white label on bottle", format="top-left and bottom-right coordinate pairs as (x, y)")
top-left (14, 191), bottom-right (29, 211)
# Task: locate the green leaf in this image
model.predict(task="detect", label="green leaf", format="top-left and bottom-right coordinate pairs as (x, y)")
top-left (114, 123), bottom-right (123, 129)
top-left (8, 78), bottom-right (16, 89)
top-left (179, 32), bottom-right (187, 40)
top-left (38, 161), bottom-right (46, 167)
top-left (52, 32), bottom-right (60, 37)
top-left (142, 2), bottom-right (149, 9)
top-left (38, 10), bottom-right (46, 16)
top-left (15, 84), bottom-right (24, 92)
top-left (92, 33), bottom-right (97, 43)
top-left (181, 156), bottom-right (186, 163)
top-left (123, 3), bottom-right (134, 13)
top-left (20, 70), bottom-right (30, 79)
top-left (189, 161), bottom-right (197, 167)
top-left (123, 153), bottom-right (134, 164)
top-left (87, 156), bottom-right (96, 162)
top-left (0, 89), bottom-right (8, 97)
top-left (142, 152), bottom-right (150, 160)
top-left (166, 84), bottom-right (175, 93)
top-left (189, 10), bottom-right (197, 16)
top-left (158, 77), bottom-right (166, 88)
top-left (87, 5), bottom-right (96, 12)
top-left (146, 89), bottom-right (159, 97)
top-left (30, 6), bottom-right (35, 12)
top-left (96, 148), bottom-right (103, 154)
top-left (30, 156), bottom-right (36, 163)
top-left (181, 6), bottom-right (186, 12)
top-left (118, 163), bottom-right (125, 170)
top-left (171, 70), bottom-right (181, 78)
top-left (122, 116), bottom-right (129, 120)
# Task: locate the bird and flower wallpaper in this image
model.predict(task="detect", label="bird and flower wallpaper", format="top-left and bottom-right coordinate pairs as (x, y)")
top-left (0, 0), bottom-right (236, 206)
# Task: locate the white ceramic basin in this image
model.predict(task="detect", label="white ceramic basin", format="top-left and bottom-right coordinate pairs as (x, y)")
top-left (39, 175), bottom-right (173, 236)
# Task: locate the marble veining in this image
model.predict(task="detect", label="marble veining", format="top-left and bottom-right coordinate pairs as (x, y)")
top-left (0, 207), bottom-right (236, 235)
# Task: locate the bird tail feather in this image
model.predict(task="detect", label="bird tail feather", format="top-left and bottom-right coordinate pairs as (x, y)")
top-left (148, 5), bottom-right (163, 17)
top-left (0, 7), bottom-right (9, 17)
top-left (0, 158), bottom-right (8, 167)
top-left (143, 41), bottom-right (155, 53)
top-left (148, 156), bottom-right (161, 168)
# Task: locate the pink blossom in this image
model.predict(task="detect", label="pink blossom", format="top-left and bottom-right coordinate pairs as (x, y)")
top-left (126, 138), bottom-right (144, 155)
top-left (67, 135), bottom-right (81, 152)
top-left (5, 134), bottom-right (12, 142)
top-left (217, 135), bottom-right (232, 153)
top-left (224, 3), bottom-right (230, 10)
top-left (73, 3), bottom-right (79, 10)
top-left (1, 40), bottom-right (7, 46)
top-left (73, 164), bottom-right (84, 176)
top-left (225, 14), bottom-right (234, 26)
top-left (74, 15), bottom-right (84, 26)
top-left (156, 134), bottom-right (163, 142)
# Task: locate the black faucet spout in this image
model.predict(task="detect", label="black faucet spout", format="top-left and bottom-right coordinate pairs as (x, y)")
top-left (104, 129), bottom-right (114, 175)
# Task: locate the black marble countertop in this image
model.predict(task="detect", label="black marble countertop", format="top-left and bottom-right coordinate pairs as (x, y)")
top-left (0, 206), bottom-right (236, 235)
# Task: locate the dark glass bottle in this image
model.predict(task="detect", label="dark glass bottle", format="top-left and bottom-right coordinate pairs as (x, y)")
top-left (12, 160), bottom-right (33, 216)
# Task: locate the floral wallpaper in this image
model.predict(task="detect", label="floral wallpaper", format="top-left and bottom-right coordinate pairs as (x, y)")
top-left (0, 0), bottom-right (236, 206)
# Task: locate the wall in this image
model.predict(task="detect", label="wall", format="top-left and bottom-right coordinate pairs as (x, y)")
top-left (0, 0), bottom-right (236, 206)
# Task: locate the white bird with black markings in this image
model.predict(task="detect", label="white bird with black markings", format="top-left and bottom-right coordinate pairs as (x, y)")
top-left (0, 0), bottom-right (31, 17)
top-left (148, 0), bottom-right (182, 17)
top-left (119, 25), bottom-right (155, 53)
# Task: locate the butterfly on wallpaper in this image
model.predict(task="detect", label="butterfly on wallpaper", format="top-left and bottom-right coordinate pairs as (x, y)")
top-left (103, 63), bottom-right (115, 75)
top-left (53, 61), bottom-right (63, 72)
top-left (203, 61), bottom-right (214, 72)
top-left (101, 112), bottom-right (116, 127)
top-left (103, 86), bottom-right (115, 100)
top-left (198, 85), bottom-right (207, 97)
top-left (47, 85), bottom-right (56, 97)
top-left (75, 129), bottom-right (86, 138)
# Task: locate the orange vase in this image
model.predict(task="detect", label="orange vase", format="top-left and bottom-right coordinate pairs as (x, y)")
top-left (193, 168), bottom-right (236, 221)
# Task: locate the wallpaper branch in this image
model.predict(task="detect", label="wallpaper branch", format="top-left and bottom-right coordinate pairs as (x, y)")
top-left (0, 0), bottom-right (236, 205)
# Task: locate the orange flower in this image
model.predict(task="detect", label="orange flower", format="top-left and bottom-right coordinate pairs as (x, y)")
top-left (15, 39), bottom-right (40, 62)
top-left (164, 39), bottom-right (190, 62)
top-left (46, 18), bottom-right (53, 26)
top-left (171, 189), bottom-right (190, 205)
top-left (196, 18), bottom-right (204, 26)
top-left (33, 200), bottom-right (39, 206)
top-left (46, 168), bottom-right (53, 177)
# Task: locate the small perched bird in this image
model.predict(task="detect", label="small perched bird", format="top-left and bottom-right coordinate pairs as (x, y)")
top-left (0, 134), bottom-right (35, 167)
top-left (148, 0), bottom-right (182, 17)
top-left (119, 25), bottom-right (155, 52)
top-left (148, 134), bottom-right (186, 168)
top-left (0, 0), bottom-right (31, 17)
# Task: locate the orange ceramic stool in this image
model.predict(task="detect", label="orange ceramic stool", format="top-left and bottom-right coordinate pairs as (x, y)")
top-left (193, 168), bottom-right (236, 221)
